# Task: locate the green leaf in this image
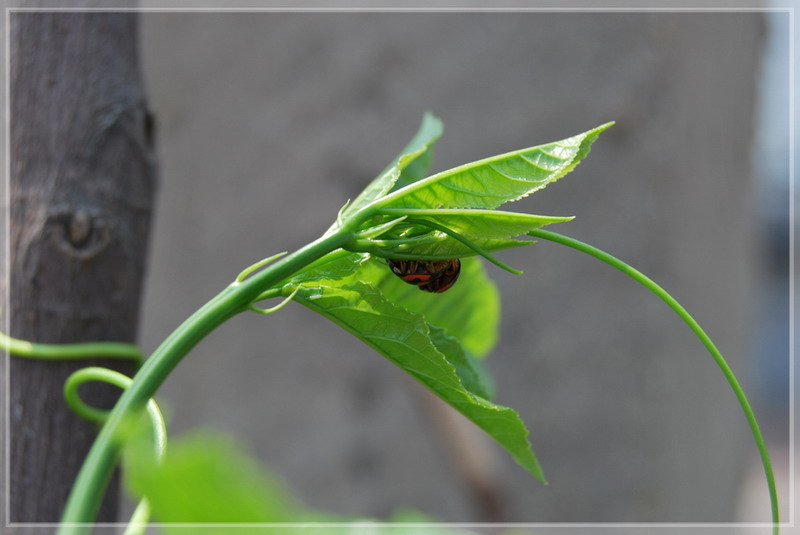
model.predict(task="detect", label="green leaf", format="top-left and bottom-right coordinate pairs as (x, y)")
top-left (291, 254), bottom-right (500, 359)
top-left (294, 282), bottom-right (546, 483)
top-left (125, 432), bottom-right (299, 529)
top-left (343, 112), bottom-right (443, 219)
top-left (373, 122), bottom-right (613, 211)
top-left (294, 258), bottom-right (494, 396)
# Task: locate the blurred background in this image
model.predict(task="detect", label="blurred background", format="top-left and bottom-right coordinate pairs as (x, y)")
top-left (115, 3), bottom-right (794, 532)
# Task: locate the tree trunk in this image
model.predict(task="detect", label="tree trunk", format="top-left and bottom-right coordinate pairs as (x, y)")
top-left (8, 10), bottom-right (156, 523)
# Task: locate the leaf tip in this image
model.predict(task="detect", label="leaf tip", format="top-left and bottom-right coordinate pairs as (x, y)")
top-left (421, 111), bottom-right (444, 136)
top-left (575, 121), bottom-right (615, 161)
top-left (526, 458), bottom-right (548, 485)
top-left (545, 215), bottom-right (575, 224)
top-left (522, 457), bottom-right (548, 485)
top-left (422, 110), bottom-right (441, 122)
top-left (585, 121), bottom-right (615, 140)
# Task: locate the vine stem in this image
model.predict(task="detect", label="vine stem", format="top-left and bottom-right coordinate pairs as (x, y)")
top-left (529, 229), bottom-right (779, 533)
top-left (58, 229), bottom-right (353, 534)
top-left (0, 330), bottom-right (144, 365)
top-left (63, 367), bottom-right (167, 535)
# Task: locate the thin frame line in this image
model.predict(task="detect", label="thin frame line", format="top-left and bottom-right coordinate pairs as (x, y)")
top-left (788, 2), bottom-right (796, 528)
top-left (3, 4), bottom-right (794, 530)
top-left (4, 4), bottom-right (10, 529)
top-left (7, 521), bottom-right (798, 528)
top-left (4, 6), bottom-right (796, 13)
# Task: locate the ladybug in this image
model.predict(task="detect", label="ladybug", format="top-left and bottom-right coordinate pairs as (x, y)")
top-left (387, 259), bottom-right (461, 293)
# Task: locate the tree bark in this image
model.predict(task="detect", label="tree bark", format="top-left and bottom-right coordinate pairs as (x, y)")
top-left (8, 11), bottom-right (156, 522)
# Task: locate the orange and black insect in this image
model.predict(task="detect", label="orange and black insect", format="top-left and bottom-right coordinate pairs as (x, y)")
top-left (387, 259), bottom-right (461, 293)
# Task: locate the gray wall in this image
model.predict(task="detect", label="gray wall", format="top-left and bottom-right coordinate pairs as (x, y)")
top-left (137, 10), bottom-right (770, 526)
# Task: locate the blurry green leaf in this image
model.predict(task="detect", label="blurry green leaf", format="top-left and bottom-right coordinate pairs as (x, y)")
top-left (125, 431), bottom-right (298, 531)
top-left (343, 113), bottom-right (443, 219)
top-left (373, 122), bottom-right (613, 211)
top-left (294, 282), bottom-right (545, 483)
top-left (387, 508), bottom-right (483, 534)
top-left (123, 427), bottom-right (506, 534)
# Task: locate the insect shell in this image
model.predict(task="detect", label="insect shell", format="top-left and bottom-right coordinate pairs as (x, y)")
top-left (387, 259), bottom-right (461, 293)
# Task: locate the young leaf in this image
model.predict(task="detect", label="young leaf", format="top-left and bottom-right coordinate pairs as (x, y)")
top-left (293, 282), bottom-right (546, 483)
top-left (371, 122), bottom-right (613, 211)
top-left (389, 114), bottom-right (443, 192)
top-left (343, 112), bottom-right (443, 219)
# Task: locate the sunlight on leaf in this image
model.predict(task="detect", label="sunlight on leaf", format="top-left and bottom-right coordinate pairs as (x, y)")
top-left (372, 122), bottom-right (613, 211)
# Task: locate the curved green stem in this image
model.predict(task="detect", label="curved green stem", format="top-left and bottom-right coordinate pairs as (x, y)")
top-left (529, 229), bottom-right (779, 533)
top-left (59, 229), bottom-right (353, 533)
top-left (63, 367), bottom-right (167, 460)
top-left (250, 287), bottom-right (284, 305)
top-left (63, 367), bottom-right (166, 535)
top-left (123, 499), bottom-right (153, 535)
top-left (248, 286), bottom-right (300, 315)
top-left (352, 215), bottom-right (407, 239)
top-left (236, 251), bottom-right (288, 283)
top-left (1, 330), bottom-right (144, 366)
top-left (335, 198), bottom-right (351, 226)
top-left (351, 232), bottom-right (442, 249)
